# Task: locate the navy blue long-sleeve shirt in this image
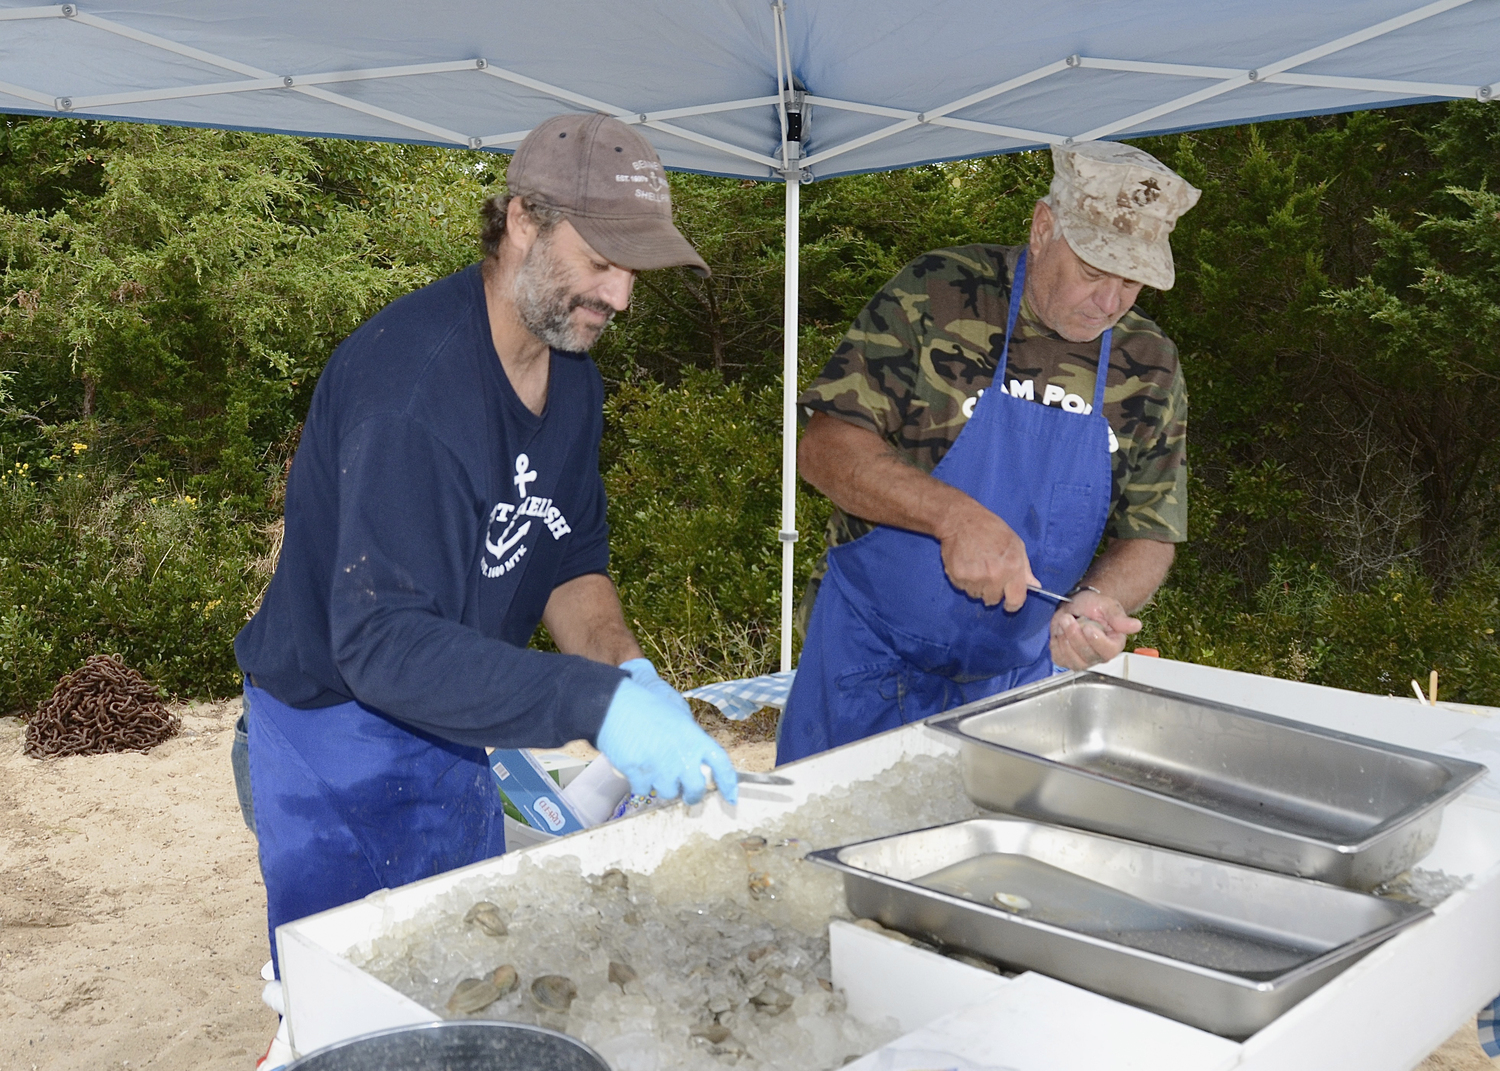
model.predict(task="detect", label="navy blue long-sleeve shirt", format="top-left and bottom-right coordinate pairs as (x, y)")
top-left (235, 264), bottom-right (627, 748)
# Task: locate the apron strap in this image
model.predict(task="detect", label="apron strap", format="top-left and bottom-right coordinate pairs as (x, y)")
top-left (998, 248), bottom-right (1027, 382)
top-left (1092, 327), bottom-right (1112, 413)
top-left (1001, 247), bottom-right (1113, 415)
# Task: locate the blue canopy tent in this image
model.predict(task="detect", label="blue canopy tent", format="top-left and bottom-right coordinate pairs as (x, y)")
top-left (1, 0), bottom-right (1494, 668)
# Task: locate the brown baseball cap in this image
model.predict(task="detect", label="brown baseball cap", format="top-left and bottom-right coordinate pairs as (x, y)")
top-left (507, 112), bottom-right (709, 277)
top-left (1049, 141), bottom-right (1200, 291)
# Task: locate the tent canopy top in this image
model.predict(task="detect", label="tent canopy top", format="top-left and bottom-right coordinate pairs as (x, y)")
top-left (0, 0), bottom-right (1493, 181)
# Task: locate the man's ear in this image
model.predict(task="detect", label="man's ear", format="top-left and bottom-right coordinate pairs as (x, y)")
top-left (505, 197), bottom-right (539, 256)
top-left (1028, 200), bottom-right (1053, 255)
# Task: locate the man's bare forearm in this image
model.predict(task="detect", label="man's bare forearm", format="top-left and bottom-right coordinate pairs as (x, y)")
top-left (798, 411), bottom-right (984, 540)
top-left (541, 573), bottom-right (643, 667)
top-left (1076, 537), bottom-right (1176, 614)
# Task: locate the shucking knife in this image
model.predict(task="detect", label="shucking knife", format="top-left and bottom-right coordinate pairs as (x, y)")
top-left (704, 766), bottom-right (793, 794)
top-left (734, 768), bottom-right (792, 786)
top-left (1028, 586), bottom-right (1108, 631)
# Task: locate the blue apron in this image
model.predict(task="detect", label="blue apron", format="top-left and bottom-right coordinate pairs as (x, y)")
top-left (778, 249), bottom-right (1113, 763)
top-left (245, 681), bottom-right (507, 977)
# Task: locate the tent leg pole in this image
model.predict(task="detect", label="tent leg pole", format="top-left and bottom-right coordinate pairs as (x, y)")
top-left (779, 174), bottom-right (800, 674)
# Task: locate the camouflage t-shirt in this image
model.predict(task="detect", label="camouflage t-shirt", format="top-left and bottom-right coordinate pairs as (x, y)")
top-left (800, 243), bottom-right (1188, 557)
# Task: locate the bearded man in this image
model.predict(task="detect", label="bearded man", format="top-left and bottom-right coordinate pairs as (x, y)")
top-left (233, 114), bottom-right (736, 1022)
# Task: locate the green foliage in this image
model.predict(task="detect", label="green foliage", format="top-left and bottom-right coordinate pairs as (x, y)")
top-left (1137, 103), bottom-right (1500, 592)
top-left (0, 116), bottom-right (493, 710)
top-left (0, 452), bottom-right (258, 712)
top-left (595, 175), bottom-right (788, 383)
top-left (592, 155), bottom-right (1049, 390)
top-left (1139, 561), bottom-right (1500, 705)
top-left (601, 336), bottom-right (834, 682)
top-left (1319, 185), bottom-right (1500, 580)
top-left (2, 103), bottom-right (1499, 710)
top-left (0, 119), bottom-right (487, 500)
top-left (800, 154), bottom-right (1049, 326)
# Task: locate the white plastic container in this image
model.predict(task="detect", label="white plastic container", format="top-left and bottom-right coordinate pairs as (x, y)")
top-left (559, 755), bottom-right (631, 826)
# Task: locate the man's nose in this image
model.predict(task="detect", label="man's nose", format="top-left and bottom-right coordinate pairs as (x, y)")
top-left (599, 266), bottom-right (635, 311)
top-left (1092, 277), bottom-right (1128, 317)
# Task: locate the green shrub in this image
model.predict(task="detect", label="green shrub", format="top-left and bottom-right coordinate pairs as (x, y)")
top-left (1139, 561), bottom-right (1500, 705)
top-left (0, 455), bottom-right (262, 712)
top-left (602, 360), bottom-right (832, 687)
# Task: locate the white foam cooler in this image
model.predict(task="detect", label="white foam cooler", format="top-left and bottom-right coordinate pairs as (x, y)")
top-left (278, 655), bottom-right (1500, 1070)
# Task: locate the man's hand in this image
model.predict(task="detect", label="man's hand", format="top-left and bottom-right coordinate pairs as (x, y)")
top-left (619, 657), bottom-right (691, 714)
top-left (934, 499), bottom-right (1039, 611)
top-left (800, 413), bottom-right (1042, 609)
top-left (1049, 538), bottom-right (1175, 669)
top-left (1050, 588), bottom-right (1141, 670)
top-left (596, 676), bottom-right (737, 806)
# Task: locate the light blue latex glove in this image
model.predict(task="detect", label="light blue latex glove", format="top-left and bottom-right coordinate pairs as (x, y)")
top-left (597, 673), bottom-right (738, 806)
top-left (619, 657), bottom-right (692, 715)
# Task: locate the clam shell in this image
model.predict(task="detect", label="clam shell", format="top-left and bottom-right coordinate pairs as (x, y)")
top-left (446, 977), bottom-right (501, 1015)
top-left (464, 901), bottom-right (508, 937)
top-left (751, 984), bottom-right (793, 1011)
top-left (530, 973), bottom-right (578, 1012)
top-left (490, 964), bottom-right (519, 995)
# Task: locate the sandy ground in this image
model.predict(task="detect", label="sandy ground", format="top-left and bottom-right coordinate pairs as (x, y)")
top-left (0, 701), bottom-right (1492, 1071)
top-left (0, 700), bottom-right (275, 1071)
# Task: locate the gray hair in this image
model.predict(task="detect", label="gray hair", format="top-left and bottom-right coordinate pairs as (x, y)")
top-left (479, 193), bottom-right (565, 258)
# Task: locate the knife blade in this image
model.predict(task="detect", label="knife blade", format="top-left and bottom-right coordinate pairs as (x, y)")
top-left (734, 768), bottom-right (792, 786)
top-left (1029, 586), bottom-right (1110, 632)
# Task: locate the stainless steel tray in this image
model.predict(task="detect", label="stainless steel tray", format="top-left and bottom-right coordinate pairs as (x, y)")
top-left (927, 672), bottom-right (1486, 888)
top-left (808, 817), bottom-right (1430, 1037)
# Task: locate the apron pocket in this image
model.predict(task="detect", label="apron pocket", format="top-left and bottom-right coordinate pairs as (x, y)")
top-left (1041, 481), bottom-right (1104, 588)
top-left (832, 659), bottom-right (908, 738)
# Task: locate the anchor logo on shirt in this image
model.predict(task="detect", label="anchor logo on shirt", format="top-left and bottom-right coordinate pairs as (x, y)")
top-left (486, 457), bottom-right (536, 561)
top-left (513, 453), bottom-right (538, 496)
top-left (480, 454), bottom-right (574, 580)
top-left (486, 515), bottom-right (530, 561)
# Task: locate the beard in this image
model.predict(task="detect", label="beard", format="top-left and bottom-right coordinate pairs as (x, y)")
top-left (511, 232), bottom-right (617, 353)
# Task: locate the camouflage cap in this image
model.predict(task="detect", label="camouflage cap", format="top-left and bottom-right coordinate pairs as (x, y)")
top-left (1048, 141), bottom-right (1200, 291)
top-left (508, 113), bottom-right (709, 277)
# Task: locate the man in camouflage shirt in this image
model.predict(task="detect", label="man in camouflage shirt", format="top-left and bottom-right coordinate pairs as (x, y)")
top-left (778, 141), bottom-right (1199, 763)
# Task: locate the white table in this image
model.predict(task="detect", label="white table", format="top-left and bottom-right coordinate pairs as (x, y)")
top-left (279, 655), bottom-right (1500, 1069)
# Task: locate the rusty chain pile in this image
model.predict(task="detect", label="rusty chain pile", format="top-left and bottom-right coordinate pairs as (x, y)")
top-left (24, 654), bottom-right (180, 758)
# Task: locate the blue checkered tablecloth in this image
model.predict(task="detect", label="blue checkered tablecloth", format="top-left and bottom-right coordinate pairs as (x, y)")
top-left (1480, 993), bottom-right (1500, 1057)
top-left (683, 671), bottom-right (796, 721)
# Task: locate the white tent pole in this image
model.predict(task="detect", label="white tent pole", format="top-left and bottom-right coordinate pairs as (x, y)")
top-left (773, 0), bottom-right (800, 674)
top-left (779, 171), bottom-right (799, 673)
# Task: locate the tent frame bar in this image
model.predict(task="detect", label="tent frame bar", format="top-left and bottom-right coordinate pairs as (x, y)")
top-left (4, 0), bottom-right (1489, 178)
top-left (1077, 56), bottom-right (1485, 99)
top-left (1078, 0), bottom-right (1479, 141)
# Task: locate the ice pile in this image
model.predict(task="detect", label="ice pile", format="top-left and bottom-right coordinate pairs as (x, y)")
top-left (346, 753), bottom-right (981, 1070)
top-left (1374, 867), bottom-right (1471, 908)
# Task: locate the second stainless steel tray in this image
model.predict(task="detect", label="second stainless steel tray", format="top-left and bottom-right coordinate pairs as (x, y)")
top-left (809, 817), bottom-right (1430, 1038)
top-left (927, 672), bottom-right (1486, 888)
